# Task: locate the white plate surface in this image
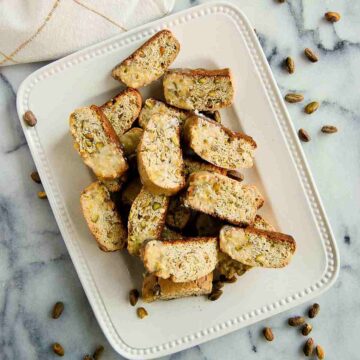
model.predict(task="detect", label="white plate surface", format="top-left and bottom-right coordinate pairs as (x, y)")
top-left (16, 2), bottom-right (339, 359)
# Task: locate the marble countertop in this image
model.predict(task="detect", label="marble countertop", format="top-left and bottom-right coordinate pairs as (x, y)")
top-left (1, 1), bottom-right (359, 359)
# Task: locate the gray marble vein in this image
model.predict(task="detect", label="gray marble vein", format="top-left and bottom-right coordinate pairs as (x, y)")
top-left (0, 0), bottom-right (359, 359)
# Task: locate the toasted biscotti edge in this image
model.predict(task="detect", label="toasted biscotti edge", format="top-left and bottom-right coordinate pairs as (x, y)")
top-left (80, 181), bottom-right (127, 251)
top-left (142, 273), bottom-right (213, 302)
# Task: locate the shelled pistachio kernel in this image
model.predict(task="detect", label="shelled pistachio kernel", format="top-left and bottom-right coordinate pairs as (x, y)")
top-left (137, 307), bottom-right (148, 319)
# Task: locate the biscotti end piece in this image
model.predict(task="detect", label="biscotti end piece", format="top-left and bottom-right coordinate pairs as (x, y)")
top-left (127, 187), bottom-right (169, 255)
top-left (163, 68), bottom-right (234, 111)
top-left (69, 106), bottom-right (128, 179)
top-left (80, 181), bottom-right (127, 251)
top-left (138, 113), bottom-right (185, 196)
top-left (142, 273), bottom-right (213, 302)
top-left (220, 226), bottom-right (296, 268)
top-left (112, 30), bottom-right (180, 88)
top-left (139, 98), bottom-right (189, 129)
top-left (142, 237), bottom-right (218, 282)
top-left (184, 171), bottom-right (264, 226)
top-left (101, 88), bottom-right (142, 137)
top-left (184, 157), bottom-right (227, 178)
top-left (184, 115), bottom-right (256, 169)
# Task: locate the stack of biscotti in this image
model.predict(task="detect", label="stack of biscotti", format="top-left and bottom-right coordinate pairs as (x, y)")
top-left (69, 29), bottom-right (296, 305)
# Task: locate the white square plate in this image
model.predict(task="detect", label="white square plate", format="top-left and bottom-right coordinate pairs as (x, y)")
top-left (17, 2), bottom-right (339, 359)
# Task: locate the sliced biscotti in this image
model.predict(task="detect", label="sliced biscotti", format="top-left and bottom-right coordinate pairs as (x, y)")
top-left (112, 29), bottom-right (180, 88)
top-left (163, 68), bottom-right (234, 111)
top-left (184, 157), bottom-right (227, 178)
top-left (101, 88), bottom-right (142, 137)
top-left (137, 113), bottom-right (185, 196)
top-left (142, 237), bottom-right (218, 282)
top-left (139, 98), bottom-right (189, 129)
top-left (80, 181), bottom-right (127, 251)
top-left (127, 187), bottom-right (169, 255)
top-left (220, 226), bottom-right (296, 268)
top-left (119, 127), bottom-right (143, 157)
top-left (166, 196), bottom-right (191, 230)
top-left (216, 215), bottom-right (274, 278)
top-left (69, 105), bottom-right (128, 179)
top-left (183, 115), bottom-right (256, 169)
top-left (142, 273), bottom-right (213, 302)
top-left (184, 171), bottom-right (264, 226)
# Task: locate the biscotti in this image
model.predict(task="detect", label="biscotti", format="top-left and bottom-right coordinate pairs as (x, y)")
top-left (166, 196), bottom-right (191, 230)
top-left (137, 113), bottom-right (185, 195)
top-left (163, 68), bottom-right (234, 111)
top-left (112, 29), bottom-right (180, 88)
top-left (142, 237), bottom-right (218, 282)
top-left (139, 98), bottom-right (189, 129)
top-left (142, 273), bottom-right (213, 302)
top-left (216, 215), bottom-right (275, 278)
top-left (220, 226), bottom-right (296, 268)
top-left (80, 181), bottom-right (127, 251)
top-left (101, 88), bottom-right (142, 137)
top-left (183, 157), bottom-right (227, 178)
top-left (183, 115), bottom-right (256, 169)
top-left (69, 106), bottom-right (128, 179)
top-left (119, 127), bottom-right (143, 156)
top-left (184, 171), bottom-right (264, 226)
top-left (127, 187), bottom-right (169, 255)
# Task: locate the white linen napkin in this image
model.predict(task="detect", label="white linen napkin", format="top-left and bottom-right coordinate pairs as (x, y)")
top-left (0, 0), bottom-right (175, 66)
